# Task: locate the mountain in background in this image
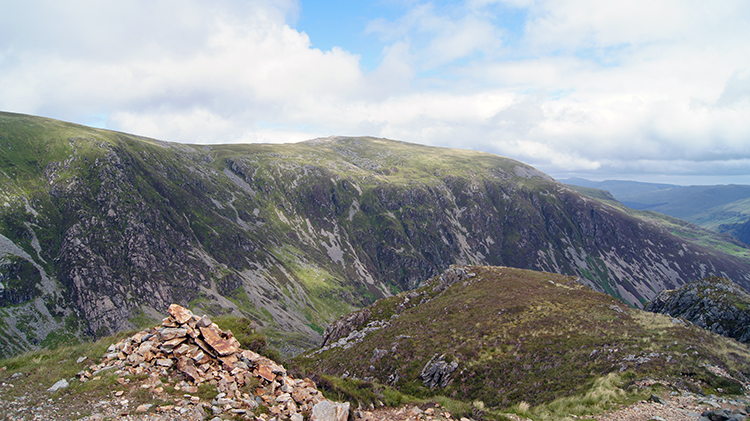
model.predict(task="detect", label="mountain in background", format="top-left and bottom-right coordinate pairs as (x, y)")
top-left (2, 112), bottom-right (750, 358)
top-left (562, 178), bottom-right (750, 245)
top-left (562, 177), bottom-right (680, 199)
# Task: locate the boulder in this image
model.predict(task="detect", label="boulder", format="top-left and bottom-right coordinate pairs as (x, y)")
top-left (47, 378), bottom-right (69, 393)
top-left (311, 400), bottom-right (350, 421)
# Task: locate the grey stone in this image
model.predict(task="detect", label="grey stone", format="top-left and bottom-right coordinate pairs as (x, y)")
top-left (311, 400), bottom-right (350, 421)
top-left (648, 394), bottom-right (665, 404)
top-left (47, 378), bottom-right (69, 393)
top-left (196, 315), bottom-right (213, 328)
top-left (703, 408), bottom-right (732, 421)
top-left (420, 353), bottom-right (459, 388)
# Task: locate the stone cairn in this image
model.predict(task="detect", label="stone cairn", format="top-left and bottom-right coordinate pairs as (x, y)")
top-left (78, 304), bottom-right (350, 421)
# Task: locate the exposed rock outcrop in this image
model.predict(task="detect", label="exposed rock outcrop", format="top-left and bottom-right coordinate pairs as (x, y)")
top-left (420, 354), bottom-right (458, 389)
top-left (321, 308), bottom-right (372, 347)
top-left (645, 277), bottom-right (750, 343)
top-left (430, 266), bottom-right (475, 294)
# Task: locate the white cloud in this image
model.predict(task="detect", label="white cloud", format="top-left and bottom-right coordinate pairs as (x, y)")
top-left (1, 0), bottom-right (750, 184)
top-left (717, 69), bottom-right (750, 108)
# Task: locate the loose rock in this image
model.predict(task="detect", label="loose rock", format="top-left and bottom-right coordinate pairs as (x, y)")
top-left (85, 304), bottom-right (348, 421)
top-left (47, 379), bottom-right (70, 393)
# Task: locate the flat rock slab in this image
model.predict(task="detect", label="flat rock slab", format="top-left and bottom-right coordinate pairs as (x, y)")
top-left (257, 364), bottom-right (276, 382)
top-left (199, 325), bottom-right (238, 356)
top-left (168, 304), bottom-right (194, 325)
top-left (159, 328), bottom-right (187, 341)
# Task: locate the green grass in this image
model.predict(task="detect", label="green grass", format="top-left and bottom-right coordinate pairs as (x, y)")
top-left (0, 329), bottom-right (132, 412)
top-left (523, 373), bottom-right (647, 421)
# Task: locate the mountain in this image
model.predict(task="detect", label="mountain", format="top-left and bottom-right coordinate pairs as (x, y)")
top-left (296, 265), bottom-right (750, 408)
top-left (2, 112), bottom-right (750, 358)
top-left (645, 276), bottom-right (750, 343)
top-left (562, 178), bottom-right (750, 245)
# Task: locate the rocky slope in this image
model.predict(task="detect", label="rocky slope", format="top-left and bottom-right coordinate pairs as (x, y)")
top-left (297, 266), bottom-right (750, 409)
top-left (645, 277), bottom-right (750, 343)
top-left (0, 304), bottom-right (353, 421)
top-left (3, 112), bottom-right (750, 358)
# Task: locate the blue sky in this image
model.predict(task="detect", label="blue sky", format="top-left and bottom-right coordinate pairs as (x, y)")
top-left (1, 0), bottom-right (750, 185)
top-left (297, 0), bottom-right (399, 70)
top-left (296, 1), bottom-right (529, 70)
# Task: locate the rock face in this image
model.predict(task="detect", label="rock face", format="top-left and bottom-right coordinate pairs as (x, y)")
top-left (321, 308), bottom-right (372, 348)
top-left (420, 354), bottom-right (458, 389)
top-left (3, 112), bottom-right (750, 358)
top-left (645, 277), bottom-right (750, 343)
top-left (83, 304), bottom-right (348, 420)
top-left (310, 400), bottom-right (351, 421)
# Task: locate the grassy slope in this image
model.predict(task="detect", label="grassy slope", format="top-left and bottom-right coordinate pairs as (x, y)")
top-left (295, 266), bottom-right (750, 412)
top-left (692, 197), bottom-right (750, 230)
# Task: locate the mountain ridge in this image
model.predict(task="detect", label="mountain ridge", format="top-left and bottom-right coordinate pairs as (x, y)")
top-left (2, 112), bottom-right (750, 358)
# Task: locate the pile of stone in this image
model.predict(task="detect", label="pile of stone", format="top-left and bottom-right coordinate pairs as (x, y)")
top-left (79, 304), bottom-right (349, 421)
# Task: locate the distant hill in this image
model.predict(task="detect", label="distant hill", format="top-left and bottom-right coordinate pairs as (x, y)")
top-left (723, 218), bottom-right (750, 246)
top-left (562, 178), bottom-right (750, 245)
top-left (561, 177), bottom-right (679, 198)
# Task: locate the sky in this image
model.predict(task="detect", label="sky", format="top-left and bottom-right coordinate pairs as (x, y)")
top-left (1, 0), bottom-right (749, 185)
